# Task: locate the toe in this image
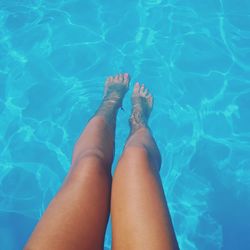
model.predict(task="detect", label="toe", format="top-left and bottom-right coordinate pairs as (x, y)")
top-left (114, 74), bottom-right (120, 83)
top-left (106, 76), bottom-right (113, 84)
top-left (139, 84), bottom-right (145, 95)
top-left (123, 73), bottom-right (130, 85)
top-left (118, 73), bottom-right (123, 82)
top-left (148, 95), bottom-right (153, 107)
top-left (133, 82), bottom-right (140, 94)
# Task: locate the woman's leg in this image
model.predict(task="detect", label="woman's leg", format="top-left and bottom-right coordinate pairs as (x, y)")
top-left (111, 83), bottom-right (179, 250)
top-left (25, 73), bottom-right (130, 250)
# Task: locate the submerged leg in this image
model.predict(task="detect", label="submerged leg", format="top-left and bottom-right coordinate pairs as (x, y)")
top-left (111, 82), bottom-right (179, 250)
top-left (25, 73), bottom-right (130, 250)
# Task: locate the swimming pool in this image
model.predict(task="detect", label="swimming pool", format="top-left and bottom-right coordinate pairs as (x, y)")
top-left (0, 0), bottom-right (250, 249)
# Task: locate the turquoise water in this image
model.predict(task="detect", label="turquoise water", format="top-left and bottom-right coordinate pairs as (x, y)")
top-left (0, 0), bottom-right (250, 249)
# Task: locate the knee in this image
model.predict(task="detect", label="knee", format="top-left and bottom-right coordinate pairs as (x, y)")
top-left (72, 147), bottom-right (112, 167)
top-left (69, 155), bottom-right (112, 182)
top-left (122, 146), bottom-right (161, 172)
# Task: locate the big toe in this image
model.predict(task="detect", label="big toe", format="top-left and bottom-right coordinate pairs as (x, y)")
top-left (124, 73), bottom-right (130, 85)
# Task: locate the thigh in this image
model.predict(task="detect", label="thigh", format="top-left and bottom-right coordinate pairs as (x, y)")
top-left (111, 147), bottom-right (179, 250)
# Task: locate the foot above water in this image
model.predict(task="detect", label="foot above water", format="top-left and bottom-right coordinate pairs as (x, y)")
top-left (103, 73), bottom-right (130, 108)
top-left (129, 82), bottom-right (153, 133)
top-left (96, 73), bottom-right (130, 121)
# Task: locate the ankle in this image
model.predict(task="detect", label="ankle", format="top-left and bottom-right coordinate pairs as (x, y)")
top-left (129, 112), bottom-right (148, 134)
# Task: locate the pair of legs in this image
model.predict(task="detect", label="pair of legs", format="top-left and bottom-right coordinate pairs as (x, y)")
top-left (25, 73), bottom-right (179, 250)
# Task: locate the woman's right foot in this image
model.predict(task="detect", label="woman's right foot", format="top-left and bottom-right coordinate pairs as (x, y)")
top-left (129, 82), bottom-right (153, 134)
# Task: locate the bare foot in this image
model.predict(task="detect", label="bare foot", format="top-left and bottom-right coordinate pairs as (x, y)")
top-left (96, 73), bottom-right (130, 121)
top-left (103, 73), bottom-right (130, 108)
top-left (129, 82), bottom-right (153, 133)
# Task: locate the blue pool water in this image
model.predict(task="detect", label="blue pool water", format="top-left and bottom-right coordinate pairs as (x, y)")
top-left (0, 0), bottom-right (250, 249)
